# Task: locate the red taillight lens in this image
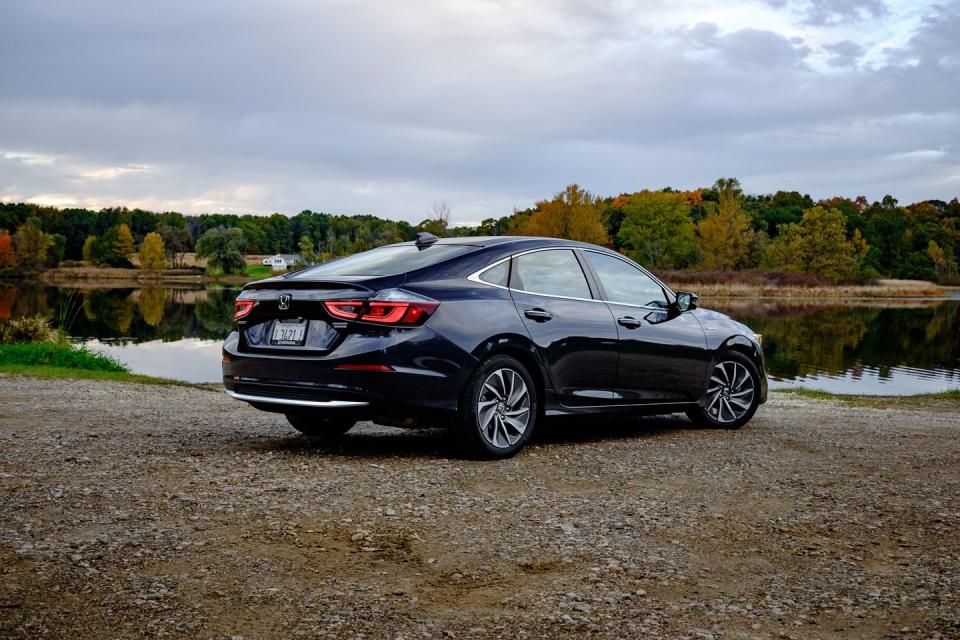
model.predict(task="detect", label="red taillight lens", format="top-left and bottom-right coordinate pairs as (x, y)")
top-left (335, 364), bottom-right (394, 372)
top-left (323, 300), bottom-right (365, 320)
top-left (323, 290), bottom-right (439, 325)
top-left (234, 300), bottom-right (257, 320)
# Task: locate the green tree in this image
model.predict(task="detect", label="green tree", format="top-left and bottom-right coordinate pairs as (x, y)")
top-left (13, 217), bottom-right (52, 270)
top-left (157, 224), bottom-right (192, 267)
top-left (616, 191), bottom-right (696, 268)
top-left (196, 227), bottom-right (247, 274)
top-left (139, 232), bottom-right (167, 271)
top-left (696, 178), bottom-right (754, 270)
top-left (82, 235), bottom-right (98, 264)
top-left (298, 235), bottom-right (318, 265)
top-left (766, 207), bottom-right (860, 281)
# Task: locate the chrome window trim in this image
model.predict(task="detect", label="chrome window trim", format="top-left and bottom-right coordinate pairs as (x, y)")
top-left (466, 247), bottom-right (604, 303)
top-left (467, 245), bottom-right (676, 309)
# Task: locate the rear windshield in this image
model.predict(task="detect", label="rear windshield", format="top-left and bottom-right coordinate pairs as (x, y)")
top-left (288, 244), bottom-right (476, 278)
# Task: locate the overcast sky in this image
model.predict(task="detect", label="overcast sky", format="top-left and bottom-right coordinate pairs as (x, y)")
top-left (1, 0), bottom-right (958, 224)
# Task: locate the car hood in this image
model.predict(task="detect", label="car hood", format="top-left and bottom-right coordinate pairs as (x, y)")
top-left (693, 307), bottom-right (755, 337)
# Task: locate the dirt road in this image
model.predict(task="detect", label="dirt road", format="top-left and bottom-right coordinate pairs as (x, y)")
top-left (1, 376), bottom-right (958, 639)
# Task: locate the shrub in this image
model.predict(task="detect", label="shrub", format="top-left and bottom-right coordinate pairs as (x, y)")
top-left (0, 315), bottom-right (56, 344)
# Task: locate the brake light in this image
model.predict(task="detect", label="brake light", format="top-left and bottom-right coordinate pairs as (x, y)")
top-left (322, 290), bottom-right (439, 325)
top-left (234, 300), bottom-right (257, 320)
top-left (324, 300), bottom-right (365, 320)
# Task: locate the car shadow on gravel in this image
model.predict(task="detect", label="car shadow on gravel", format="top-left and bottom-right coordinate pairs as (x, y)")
top-left (239, 413), bottom-right (702, 459)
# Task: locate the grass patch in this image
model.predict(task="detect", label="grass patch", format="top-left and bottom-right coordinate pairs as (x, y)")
top-left (0, 342), bottom-right (188, 386)
top-left (774, 387), bottom-right (960, 410)
top-left (0, 342), bottom-right (127, 371)
top-left (0, 363), bottom-right (184, 385)
top-left (243, 264), bottom-right (273, 279)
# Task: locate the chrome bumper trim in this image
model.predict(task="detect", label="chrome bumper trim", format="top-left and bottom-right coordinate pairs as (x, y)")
top-left (225, 389), bottom-right (369, 408)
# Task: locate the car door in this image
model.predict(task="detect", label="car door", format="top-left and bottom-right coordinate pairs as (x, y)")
top-left (581, 250), bottom-right (709, 403)
top-left (509, 248), bottom-right (619, 406)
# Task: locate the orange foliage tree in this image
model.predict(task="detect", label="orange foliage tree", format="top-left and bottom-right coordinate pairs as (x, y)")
top-left (0, 231), bottom-right (16, 269)
top-left (516, 184), bottom-right (608, 245)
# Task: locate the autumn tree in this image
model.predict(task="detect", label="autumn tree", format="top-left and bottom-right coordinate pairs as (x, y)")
top-left (766, 206), bottom-right (861, 281)
top-left (139, 232), bottom-right (166, 271)
top-left (13, 217), bottom-right (52, 270)
top-left (696, 178), bottom-right (754, 270)
top-left (517, 184), bottom-right (608, 244)
top-left (113, 224), bottom-right (135, 263)
top-left (0, 231), bottom-right (16, 269)
top-left (196, 227), bottom-right (247, 274)
top-left (615, 190), bottom-right (696, 268)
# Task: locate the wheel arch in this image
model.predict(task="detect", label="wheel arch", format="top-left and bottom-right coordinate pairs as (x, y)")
top-left (467, 334), bottom-right (549, 416)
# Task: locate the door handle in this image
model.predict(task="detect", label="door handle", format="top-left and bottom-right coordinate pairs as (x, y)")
top-left (617, 316), bottom-right (641, 329)
top-left (524, 308), bottom-right (553, 322)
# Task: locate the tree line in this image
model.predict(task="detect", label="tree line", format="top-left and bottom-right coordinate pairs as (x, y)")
top-left (1, 179), bottom-right (958, 283)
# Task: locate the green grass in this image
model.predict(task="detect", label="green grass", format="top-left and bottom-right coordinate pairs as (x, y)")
top-left (774, 387), bottom-right (960, 409)
top-left (0, 342), bottom-right (186, 385)
top-left (243, 264), bottom-right (273, 279)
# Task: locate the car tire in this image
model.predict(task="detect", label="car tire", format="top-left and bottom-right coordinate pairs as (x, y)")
top-left (285, 413), bottom-right (356, 440)
top-left (453, 355), bottom-right (538, 459)
top-left (687, 351), bottom-right (761, 429)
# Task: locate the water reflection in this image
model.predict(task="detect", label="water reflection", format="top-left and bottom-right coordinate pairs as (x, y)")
top-left (1, 283), bottom-right (958, 394)
top-left (712, 299), bottom-right (959, 395)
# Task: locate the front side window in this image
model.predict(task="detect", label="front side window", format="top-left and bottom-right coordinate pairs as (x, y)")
top-left (584, 251), bottom-right (667, 307)
top-left (512, 250), bottom-right (591, 299)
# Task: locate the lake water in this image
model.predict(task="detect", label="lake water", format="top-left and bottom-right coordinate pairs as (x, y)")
top-left (2, 284), bottom-right (958, 395)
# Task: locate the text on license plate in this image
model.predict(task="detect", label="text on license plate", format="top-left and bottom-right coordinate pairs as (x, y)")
top-left (271, 321), bottom-right (306, 345)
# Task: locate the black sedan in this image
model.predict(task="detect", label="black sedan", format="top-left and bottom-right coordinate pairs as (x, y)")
top-left (223, 234), bottom-right (767, 457)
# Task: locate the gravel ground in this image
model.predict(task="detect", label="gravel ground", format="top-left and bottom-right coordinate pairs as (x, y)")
top-left (1, 375), bottom-right (958, 639)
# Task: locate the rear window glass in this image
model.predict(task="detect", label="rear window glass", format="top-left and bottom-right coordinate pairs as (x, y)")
top-left (478, 261), bottom-right (509, 286)
top-left (288, 244), bottom-right (475, 278)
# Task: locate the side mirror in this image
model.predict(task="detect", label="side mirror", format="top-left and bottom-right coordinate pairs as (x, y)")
top-left (676, 291), bottom-right (698, 312)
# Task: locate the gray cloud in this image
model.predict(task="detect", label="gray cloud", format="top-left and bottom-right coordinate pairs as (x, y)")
top-left (761, 0), bottom-right (888, 25)
top-left (0, 0), bottom-right (957, 222)
top-left (822, 40), bottom-right (865, 67)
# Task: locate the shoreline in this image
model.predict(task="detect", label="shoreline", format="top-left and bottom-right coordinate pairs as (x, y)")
top-left (6, 268), bottom-right (953, 299)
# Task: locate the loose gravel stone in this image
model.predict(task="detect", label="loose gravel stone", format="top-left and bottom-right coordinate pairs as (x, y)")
top-left (0, 375), bottom-right (958, 638)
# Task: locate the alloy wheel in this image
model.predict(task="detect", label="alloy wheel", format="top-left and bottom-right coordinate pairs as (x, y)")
top-left (706, 360), bottom-right (755, 424)
top-left (477, 368), bottom-right (531, 449)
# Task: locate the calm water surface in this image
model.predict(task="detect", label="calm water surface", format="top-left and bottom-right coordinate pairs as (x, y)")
top-left (2, 284), bottom-right (958, 394)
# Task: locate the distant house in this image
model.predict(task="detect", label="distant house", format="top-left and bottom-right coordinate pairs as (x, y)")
top-left (262, 254), bottom-right (305, 271)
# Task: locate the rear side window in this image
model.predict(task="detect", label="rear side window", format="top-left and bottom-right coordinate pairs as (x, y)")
top-left (512, 250), bottom-right (591, 299)
top-left (478, 261), bottom-right (509, 286)
top-left (289, 244), bottom-right (475, 278)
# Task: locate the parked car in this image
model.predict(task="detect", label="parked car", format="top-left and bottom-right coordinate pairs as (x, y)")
top-left (223, 234), bottom-right (767, 457)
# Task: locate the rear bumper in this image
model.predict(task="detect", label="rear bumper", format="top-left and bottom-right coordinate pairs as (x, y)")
top-left (221, 327), bottom-right (477, 417)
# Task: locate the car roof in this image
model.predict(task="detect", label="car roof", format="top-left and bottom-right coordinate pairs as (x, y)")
top-left (393, 235), bottom-right (604, 250)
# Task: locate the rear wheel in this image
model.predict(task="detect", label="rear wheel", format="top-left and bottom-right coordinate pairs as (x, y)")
top-left (453, 355), bottom-right (537, 458)
top-left (687, 352), bottom-right (760, 429)
top-left (285, 413), bottom-right (356, 440)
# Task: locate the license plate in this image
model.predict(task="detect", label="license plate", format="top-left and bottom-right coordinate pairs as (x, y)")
top-left (271, 320), bottom-right (307, 346)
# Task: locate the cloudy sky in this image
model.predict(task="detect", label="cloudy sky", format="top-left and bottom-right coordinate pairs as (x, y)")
top-left (1, 0), bottom-right (958, 224)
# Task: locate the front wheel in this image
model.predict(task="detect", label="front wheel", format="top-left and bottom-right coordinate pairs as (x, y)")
top-left (687, 352), bottom-right (760, 429)
top-left (285, 413), bottom-right (356, 440)
top-left (453, 355), bottom-right (538, 459)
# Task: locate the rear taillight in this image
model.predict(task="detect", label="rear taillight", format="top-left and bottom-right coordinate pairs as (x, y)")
top-left (234, 300), bottom-right (257, 320)
top-left (322, 289), bottom-right (439, 325)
